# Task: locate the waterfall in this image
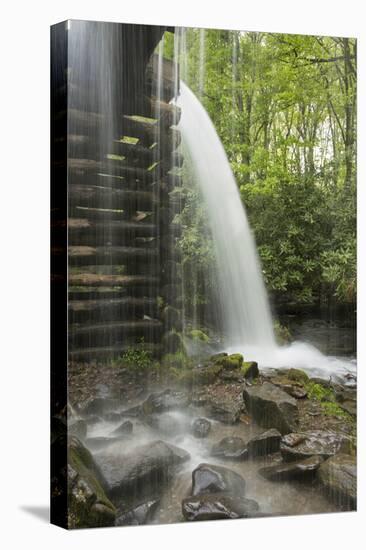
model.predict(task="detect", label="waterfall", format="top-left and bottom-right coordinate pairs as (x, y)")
top-left (177, 82), bottom-right (276, 349)
top-left (176, 81), bottom-right (356, 381)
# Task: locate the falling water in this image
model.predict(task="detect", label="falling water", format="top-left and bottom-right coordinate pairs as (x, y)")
top-left (177, 81), bottom-right (356, 381)
top-left (177, 82), bottom-right (276, 349)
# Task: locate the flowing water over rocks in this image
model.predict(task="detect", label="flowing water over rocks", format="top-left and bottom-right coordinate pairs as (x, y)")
top-left (65, 355), bottom-right (356, 527)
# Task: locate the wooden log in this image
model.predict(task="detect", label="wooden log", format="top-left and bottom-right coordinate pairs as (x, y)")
top-left (59, 82), bottom-right (180, 123)
top-left (69, 319), bottom-right (163, 348)
top-left (67, 218), bottom-right (157, 245)
top-left (68, 185), bottom-right (156, 211)
top-left (68, 206), bottom-right (154, 222)
top-left (68, 245), bottom-right (157, 266)
top-left (67, 158), bottom-right (158, 183)
top-left (68, 297), bottom-right (158, 323)
top-left (69, 343), bottom-right (161, 361)
top-left (68, 286), bottom-right (156, 300)
top-left (68, 273), bottom-right (158, 287)
top-left (58, 109), bottom-right (178, 145)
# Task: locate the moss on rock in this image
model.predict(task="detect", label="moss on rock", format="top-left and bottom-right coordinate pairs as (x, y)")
top-left (287, 368), bottom-right (309, 384)
top-left (68, 436), bottom-right (116, 529)
top-left (215, 353), bottom-right (243, 370)
top-left (188, 329), bottom-right (210, 343)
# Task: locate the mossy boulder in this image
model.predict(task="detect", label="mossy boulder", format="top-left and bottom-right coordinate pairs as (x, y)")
top-left (210, 352), bottom-right (228, 362)
top-left (172, 363), bottom-right (223, 387)
top-left (188, 329), bottom-right (210, 343)
top-left (287, 368), bottom-right (309, 384)
top-left (241, 361), bottom-right (259, 380)
top-left (68, 436), bottom-right (116, 529)
top-left (215, 353), bottom-right (243, 370)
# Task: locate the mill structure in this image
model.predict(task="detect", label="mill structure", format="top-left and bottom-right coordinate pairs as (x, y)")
top-left (52, 21), bottom-right (184, 370)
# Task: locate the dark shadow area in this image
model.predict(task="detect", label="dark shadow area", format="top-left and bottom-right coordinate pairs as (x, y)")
top-left (20, 505), bottom-right (49, 523)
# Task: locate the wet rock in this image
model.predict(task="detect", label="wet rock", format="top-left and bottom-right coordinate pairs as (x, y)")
top-left (209, 399), bottom-right (242, 424)
top-left (243, 382), bottom-right (299, 434)
top-left (215, 353), bottom-right (243, 370)
top-left (247, 429), bottom-right (281, 457)
top-left (95, 440), bottom-right (190, 498)
top-left (116, 499), bottom-right (160, 526)
top-left (338, 400), bottom-right (357, 417)
top-left (81, 397), bottom-right (120, 417)
top-left (241, 361), bottom-right (259, 380)
top-left (182, 493), bottom-right (259, 521)
top-left (192, 418), bottom-right (212, 438)
top-left (69, 419), bottom-right (87, 440)
top-left (280, 430), bottom-right (352, 462)
top-left (285, 386), bottom-right (307, 399)
top-left (258, 455), bottom-right (324, 481)
top-left (142, 389), bottom-right (190, 415)
top-left (211, 437), bottom-right (248, 460)
top-left (219, 370), bottom-right (243, 382)
top-left (191, 463), bottom-right (246, 496)
top-left (68, 436), bottom-right (116, 528)
top-left (180, 363), bottom-right (224, 386)
top-left (335, 386), bottom-right (357, 404)
top-left (317, 454), bottom-right (356, 509)
top-left (111, 420), bottom-right (133, 436)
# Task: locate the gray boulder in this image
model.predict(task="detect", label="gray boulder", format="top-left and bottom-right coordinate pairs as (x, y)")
top-left (243, 382), bottom-right (299, 434)
top-left (209, 399), bottom-right (242, 424)
top-left (191, 463), bottom-right (246, 497)
top-left (247, 429), bottom-right (282, 457)
top-left (68, 436), bottom-right (116, 528)
top-left (142, 389), bottom-right (190, 415)
top-left (182, 493), bottom-right (259, 521)
top-left (192, 418), bottom-right (212, 439)
top-left (211, 437), bottom-right (248, 460)
top-left (95, 440), bottom-right (190, 498)
top-left (280, 430), bottom-right (352, 462)
top-left (116, 499), bottom-right (160, 526)
top-left (259, 455), bottom-right (324, 481)
top-left (317, 453), bottom-right (356, 509)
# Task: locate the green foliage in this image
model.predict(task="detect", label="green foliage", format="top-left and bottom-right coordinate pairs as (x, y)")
top-left (110, 347), bottom-right (153, 371)
top-left (176, 30), bottom-right (356, 308)
top-left (188, 329), bottom-right (210, 342)
top-left (305, 381), bottom-right (353, 421)
top-left (306, 382), bottom-right (334, 402)
top-left (320, 401), bottom-right (353, 421)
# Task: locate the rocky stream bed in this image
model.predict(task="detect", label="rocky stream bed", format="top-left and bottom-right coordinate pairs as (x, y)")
top-left (54, 352), bottom-right (357, 528)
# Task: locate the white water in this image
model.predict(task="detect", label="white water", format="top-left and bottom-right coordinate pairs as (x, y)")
top-left (177, 82), bottom-right (275, 349)
top-left (177, 82), bottom-right (356, 382)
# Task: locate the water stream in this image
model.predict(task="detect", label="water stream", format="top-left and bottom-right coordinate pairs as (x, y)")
top-left (177, 81), bottom-right (356, 382)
